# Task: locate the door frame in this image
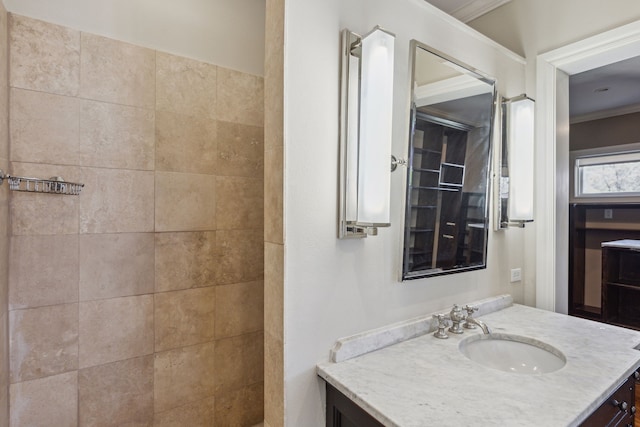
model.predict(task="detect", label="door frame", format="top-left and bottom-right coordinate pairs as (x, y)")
top-left (535, 20), bottom-right (640, 313)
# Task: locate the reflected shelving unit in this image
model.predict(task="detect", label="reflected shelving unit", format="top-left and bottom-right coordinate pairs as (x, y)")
top-left (401, 40), bottom-right (494, 281)
top-left (403, 112), bottom-right (469, 277)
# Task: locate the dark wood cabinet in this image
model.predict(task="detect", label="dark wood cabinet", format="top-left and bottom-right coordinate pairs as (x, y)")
top-left (569, 204), bottom-right (640, 321)
top-left (327, 372), bottom-right (638, 427)
top-left (326, 384), bottom-right (384, 427)
top-left (602, 241), bottom-right (640, 330)
top-left (580, 374), bottom-right (635, 427)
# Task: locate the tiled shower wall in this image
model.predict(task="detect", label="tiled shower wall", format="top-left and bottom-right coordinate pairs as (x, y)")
top-left (0, 3), bottom-right (9, 427)
top-left (7, 14), bottom-right (264, 426)
top-left (264, 0), bottom-right (284, 426)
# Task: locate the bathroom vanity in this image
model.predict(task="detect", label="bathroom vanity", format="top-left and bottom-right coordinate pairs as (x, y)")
top-left (317, 297), bottom-right (640, 426)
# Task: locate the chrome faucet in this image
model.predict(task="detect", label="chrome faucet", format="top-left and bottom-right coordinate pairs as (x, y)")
top-left (463, 305), bottom-right (491, 334)
top-left (432, 304), bottom-right (492, 339)
top-left (448, 304), bottom-right (465, 334)
top-left (464, 317), bottom-right (491, 335)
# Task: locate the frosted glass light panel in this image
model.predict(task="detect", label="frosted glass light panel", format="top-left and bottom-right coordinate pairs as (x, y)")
top-left (506, 96), bottom-right (535, 222)
top-left (402, 40), bottom-right (496, 280)
top-left (338, 26), bottom-right (395, 238)
top-left (357, 28), bottom-right (394, 225)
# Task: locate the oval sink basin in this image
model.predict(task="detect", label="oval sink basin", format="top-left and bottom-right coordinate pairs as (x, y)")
top-left (459, 333), bottom-right (566, 374)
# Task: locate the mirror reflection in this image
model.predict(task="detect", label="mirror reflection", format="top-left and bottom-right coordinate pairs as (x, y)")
top-left (402, 41), bottom-right (496, 280)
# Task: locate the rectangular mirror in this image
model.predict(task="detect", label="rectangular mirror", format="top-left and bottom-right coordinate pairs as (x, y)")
top-left (402, 40), bottom-right (496, 280)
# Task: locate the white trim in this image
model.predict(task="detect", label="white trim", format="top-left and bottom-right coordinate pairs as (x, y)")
top-left (535, 59), bottom-right (558, 312)
top-left (555, 71), bottom-right (570, 315)
top-left (574, 151), bottom-right (640, 198)
top-left (536, 19), bottom-right (640, 314)
top-left (541, 20), bottom-right (640, 75)
top-left (570, 103), bottom-right (640, 124)
top-left (576, 151), bottom-right (640, 167)
top-left (451, 0), bottom-right (512, 24)
top-left (411, 0), bottom-right (526, 65)
top-left (414, 75), bottom-right (491, 107)
top-left (571, 141), bottom-right (640, 158)
top-left (569, 143), bottom-right (640, 204)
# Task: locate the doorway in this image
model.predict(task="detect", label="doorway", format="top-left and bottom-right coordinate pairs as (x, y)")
top-left (535, 20), bottom-right (640, 313)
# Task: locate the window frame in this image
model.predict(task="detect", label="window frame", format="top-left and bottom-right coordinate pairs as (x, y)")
top-left (574, 150), bottom-right (640, 198)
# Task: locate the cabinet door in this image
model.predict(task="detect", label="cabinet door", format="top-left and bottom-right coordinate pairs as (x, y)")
top-left (326, 384), bottom-right (384, 427)
top-left (581, 376), bottom-right (635, 427)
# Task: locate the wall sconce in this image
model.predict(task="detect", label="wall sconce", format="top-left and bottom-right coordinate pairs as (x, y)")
top-left (338, 26), bottom-right (396, 239)
top-left (496, 95), bottom-right (535, 229)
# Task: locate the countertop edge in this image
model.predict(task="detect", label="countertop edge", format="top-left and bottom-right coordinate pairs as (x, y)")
top-left (330, 294), bottom-right (513, 362)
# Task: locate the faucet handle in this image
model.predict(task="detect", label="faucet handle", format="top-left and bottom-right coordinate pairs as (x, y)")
top-left (432, 314), bottom-right (449, 339)
top-left (463, 305), bottom-right (478, 315)
top-left (450, 304), bottom-right (463, 320)
top-left (463, 305), bottom-right (479, 329)
top-left (448, 305), bottom-right (465, 334)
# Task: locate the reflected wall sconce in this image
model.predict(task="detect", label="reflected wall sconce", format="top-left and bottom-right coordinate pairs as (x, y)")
top-left (338, 26), bottom-right (396, 239)
top-left (496, 94), bottom-right (535, 229)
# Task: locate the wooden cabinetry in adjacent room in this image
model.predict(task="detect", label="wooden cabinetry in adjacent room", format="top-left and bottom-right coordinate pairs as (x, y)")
top-left (602, 240), bottom-right (640, 330)
top-left (569, 204), bottom-right (640, 321)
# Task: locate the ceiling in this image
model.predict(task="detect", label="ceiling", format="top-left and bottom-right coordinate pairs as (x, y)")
top-left (425, 0), bottom-right (640, 123)
top-left (424, 0), bottom-right (640, 123)
top-left (569, 56), bottom-right (640, 122)
top-left (424, 0), bottom-right (511, 23)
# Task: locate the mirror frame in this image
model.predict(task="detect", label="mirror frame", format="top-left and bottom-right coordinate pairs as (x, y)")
top-left (401, 40), bottom-right (497, 280)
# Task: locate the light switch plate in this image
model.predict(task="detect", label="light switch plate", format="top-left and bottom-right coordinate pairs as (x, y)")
top-left (510, 268), bottom-right (522, 283)
top-left (604, 209), bottom-right (613, 219)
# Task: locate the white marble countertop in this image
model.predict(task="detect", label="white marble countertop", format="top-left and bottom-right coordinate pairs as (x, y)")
top-left (318, 303), bottom-right (640, 426)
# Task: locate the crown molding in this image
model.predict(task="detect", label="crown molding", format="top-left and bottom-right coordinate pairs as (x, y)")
top-left (570, 103), bottom-right (640, 124)
top-left (417, 0), bottom-right (525, 64)
top-left (451, 0), bottom-right (512, 23)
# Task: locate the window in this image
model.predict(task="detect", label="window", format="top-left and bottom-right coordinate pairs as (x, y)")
top-left (575, 151), bottom-right (640, 197)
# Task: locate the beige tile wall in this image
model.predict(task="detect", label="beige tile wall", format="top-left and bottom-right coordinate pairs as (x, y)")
top-left (0, 2), bottom-right (9, 427)
top-left (7, 14), bottom-right (264, 427)
top-left (264, 0), bottom-right (285, 426)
